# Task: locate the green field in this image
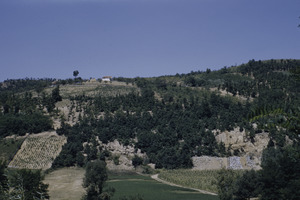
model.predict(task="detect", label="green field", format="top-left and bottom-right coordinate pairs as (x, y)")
top-left (159, 169), bottom-right (244, 194)
top-left (159, 169), bottom-right (220, 193)
top-left (107, 173), bottom-right (219, 200)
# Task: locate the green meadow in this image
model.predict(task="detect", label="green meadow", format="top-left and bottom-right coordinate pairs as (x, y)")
top-left (106, 173), bottom-right (219, 200)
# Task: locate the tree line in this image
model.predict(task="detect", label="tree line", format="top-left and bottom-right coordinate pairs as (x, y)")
top-left (0, 160), bottom-right (49, 200)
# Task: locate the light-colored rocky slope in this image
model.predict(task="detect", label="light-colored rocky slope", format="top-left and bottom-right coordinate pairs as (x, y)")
top-left (193, 127), bottom-right (269, 170)
top-left (97, 139), bottom-right (146, 171)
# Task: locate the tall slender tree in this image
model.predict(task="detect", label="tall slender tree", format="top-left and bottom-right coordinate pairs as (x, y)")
top-left (0, 161), bottom-right (8, 200)
top-left (83, 160), bottom-right (112, 200)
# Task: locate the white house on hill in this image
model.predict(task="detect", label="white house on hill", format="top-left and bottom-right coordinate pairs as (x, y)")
top-left (102, 76), bottom-right (112, 82)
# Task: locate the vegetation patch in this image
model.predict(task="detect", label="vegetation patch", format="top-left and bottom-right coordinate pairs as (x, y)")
top-left (49, 81), bottom-right (138, 98)
top-left (158, 169), bottom-right (243, 194)
top-left (8, 132), bottom-right (67, 169)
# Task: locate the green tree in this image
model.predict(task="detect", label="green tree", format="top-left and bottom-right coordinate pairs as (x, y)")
top-left (51, 85), bottom-right (62, 102)
top-left (8, 169), bottom-right (49, 200)
top-left (247, 65), bottom-right (300, 200)
top-left (234, 169), bottom-right (261, 200)
top-left (73, 70), bottom-right (79, 79)
top-left (217, 169), bottom-right (236, 200)
top-left (76, 152), bottom-right (85, 167)
top-left (260, 145), bottom-right (300, 200)
top-left (132, 155), bottom-right (143, 169)
top-left (0, 161), bottom-right (8, 200)
top-left (83, 160), bottom-right (112, 200)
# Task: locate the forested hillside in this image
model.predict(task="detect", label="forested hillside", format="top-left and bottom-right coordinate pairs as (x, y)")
top-left (0, 59), bottom-right (299, 170)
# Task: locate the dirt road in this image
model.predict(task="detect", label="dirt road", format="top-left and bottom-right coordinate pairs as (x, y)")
top-left (151, 174), bottom-right (217, 196)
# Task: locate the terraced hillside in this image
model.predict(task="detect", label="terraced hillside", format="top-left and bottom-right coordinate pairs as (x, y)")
top-left (8, 132), bottom-right (67, 170)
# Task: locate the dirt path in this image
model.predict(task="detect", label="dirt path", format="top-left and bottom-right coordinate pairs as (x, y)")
top-left (151, 174), bottom-right (217, 196)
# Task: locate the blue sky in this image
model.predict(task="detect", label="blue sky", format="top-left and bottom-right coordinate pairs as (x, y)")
top-left (0, 0), bottom-right (299, 81)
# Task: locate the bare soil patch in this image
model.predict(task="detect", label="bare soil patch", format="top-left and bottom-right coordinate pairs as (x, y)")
top-left (43, 167), bottom-right (85, 200)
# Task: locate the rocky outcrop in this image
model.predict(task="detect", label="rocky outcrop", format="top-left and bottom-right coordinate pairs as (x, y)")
top-left (192, 155), bottom-right (261, 170)
top-left (106, 155), bottom-right (134, 171)
top-left (215, 128), bottom-right (269, 157)
top-left (99, 139), bottom-right (146, 171)
top-left (100, 139), bottom-right (145, 158)
top-left (215, 127), bottom-right (269, 166)
top-left (192, 156), bottom-right (227, 170)
top-left (193, 127), bottom-right (269, 170)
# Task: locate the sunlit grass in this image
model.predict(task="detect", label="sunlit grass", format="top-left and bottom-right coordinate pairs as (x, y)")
top-left (159, 169), bottom-right (219, 193)
top-left (159, 169), bottom-right (244, 194)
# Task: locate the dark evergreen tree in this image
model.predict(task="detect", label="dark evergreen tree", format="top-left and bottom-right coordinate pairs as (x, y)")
top-left (217, 169), bottom-right (236, 200)
top-left (132, 155), bottom-right (143, 169)
top-left (260, 145), bottom-right (300, 200)
top-left (51, 85), bottom-right (62, 102)
top-left (83, 160), bottom-right (111, 200)
top-left (73, 70), bottom-right (79, 79)
top-left (8, 169), bottom-right (49, 200)
top-left (234, 169), bottom-right (261, 200)
top-left (0, 161), bottom-right (8, 200)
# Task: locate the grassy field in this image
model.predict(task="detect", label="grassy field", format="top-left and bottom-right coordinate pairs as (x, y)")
top-left (44, 167), bottom-right (86, 200)
top-left (158, 169), bottom-right (219, 193)
top-left (44, 168), bottom-right (219, 200)
top-left (107, 172), bottom-right (219, 200)
top-left (159, 169), bottom-right (244, 194)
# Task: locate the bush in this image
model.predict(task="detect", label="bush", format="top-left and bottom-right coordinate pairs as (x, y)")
top-left (113, 155), bottom-right (120, 165)
top-left (132, 155), bottom-right (143, 168)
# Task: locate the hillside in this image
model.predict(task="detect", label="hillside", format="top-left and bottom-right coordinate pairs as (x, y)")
top-left (0, 59), bottom-right (299, 171)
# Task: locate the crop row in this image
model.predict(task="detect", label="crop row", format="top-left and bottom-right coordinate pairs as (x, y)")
top-left (159, 169), bottom-right (220, 193)
top-left (8, 135), bottom-right (66, 169)
top-left (159, 169), bottom-right (245, 193)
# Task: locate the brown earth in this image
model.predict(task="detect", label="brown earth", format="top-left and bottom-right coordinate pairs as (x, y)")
top-left (43, 167), bottom-right (85, 200)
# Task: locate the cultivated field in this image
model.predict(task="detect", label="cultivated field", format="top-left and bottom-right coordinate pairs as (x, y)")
top-left (45, 81), bottom-right (138, 98)
top-left (159, 169), bottom-right (220, 193)
top-left (159, 169), bottom-right (245, 194)
top-left (44, 167), bottom-right (85, 200)
top-left (8, 132), bottom-right (67, 169)
top-left (107, 172), bottom-right (219, 200)
top-left (44, 169), bottom-right (219, 200)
